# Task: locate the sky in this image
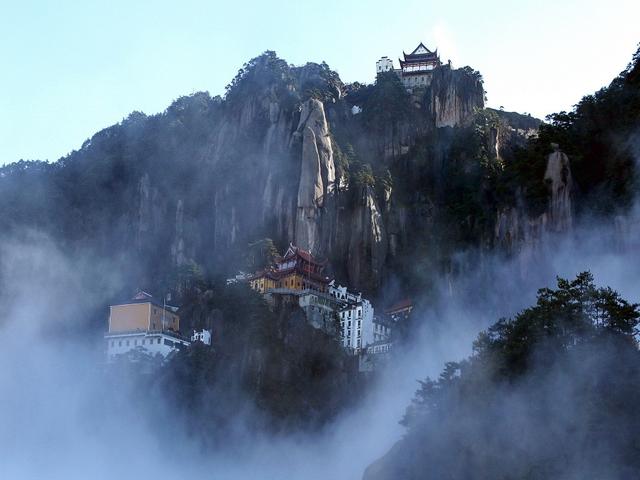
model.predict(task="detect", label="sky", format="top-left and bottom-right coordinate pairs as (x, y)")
top-left (1, 0), bottom-right (638, 165)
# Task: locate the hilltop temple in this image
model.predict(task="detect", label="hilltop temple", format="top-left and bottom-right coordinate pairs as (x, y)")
top-left (376, 42), bottom-right (444, 90)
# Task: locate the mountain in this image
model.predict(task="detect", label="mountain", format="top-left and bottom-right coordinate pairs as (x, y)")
top-left (0, 48), bottom-right (637, 303)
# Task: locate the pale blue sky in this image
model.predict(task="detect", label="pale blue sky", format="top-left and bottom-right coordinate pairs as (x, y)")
top-left (1, 0), bottom-right (638, 164)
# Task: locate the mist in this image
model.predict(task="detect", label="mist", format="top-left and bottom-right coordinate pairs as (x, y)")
top-left (0, 187), bottom-right (637, 480)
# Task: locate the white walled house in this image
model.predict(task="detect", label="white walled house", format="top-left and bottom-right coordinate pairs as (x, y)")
top-left (106, 331), bottom-right (190, 361)
top-left (265, 281), bottom-right (376, 355)
top-left (376, 56), bottom-right (394, 73)
top-left (191, 329), bottom-right (212, 345)
top-left (336, 297), bottom-right (374, 353)
top-left (373, 316), bottom-right (392, 343)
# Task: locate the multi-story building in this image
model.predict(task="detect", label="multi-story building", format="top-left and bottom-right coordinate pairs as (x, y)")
top-left (248, 245), bottom-right (377, 355)
top-left (372, 315), bottom-right (393, 343)
top-left (105, 291), bottom-right (190, 361)
top-left (331, 283), bottom-right (374, 353)
top-left (376, 42), bottom-right (443, 90)
top-left (249, 244), bottom-right (330, 294)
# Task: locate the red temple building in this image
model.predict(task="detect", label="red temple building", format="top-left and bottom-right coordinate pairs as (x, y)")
top-left (249, 244), bottom-right (330, 294)
top-left (376, 42), bottom-right (443, 90)
top-left (399, 42), bottom-right (441, 74)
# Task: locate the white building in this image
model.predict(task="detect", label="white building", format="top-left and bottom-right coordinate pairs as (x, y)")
top-left (373, 316), bottom-right (392, 343)
top-left (359, 340), bottom-right (393, 373)
top-left (105, 330), bottom-right (190, 362)
top-left (376, 56), bottom-right (394, 74)
top-left (105, 292), bottom-right (190, 362)
top-left (226, 272), bottom-right (250, 285)
top-left (265, 281), bottom-right (376, 355)
top-left (191, 329), bottom-right (212, 345)
top-left (330, 283), bottom-right (374, 353)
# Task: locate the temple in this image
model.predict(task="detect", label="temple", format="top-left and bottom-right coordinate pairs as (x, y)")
top-left (399, 42), bottom-right (441, 74)
top-left (375, 42), bottom-right (444, 90)
top-left (248, 243), bottom-right (330, 294)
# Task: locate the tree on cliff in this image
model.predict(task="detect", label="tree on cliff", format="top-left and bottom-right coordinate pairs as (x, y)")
top-left (363, 71), bottom-right (412, 156)
top-left (151, 282), bottom-right (359, 440)
top-left (508, 44), bottom-right (640, 216)
top-left (368, 273), bottom-right (640, 480)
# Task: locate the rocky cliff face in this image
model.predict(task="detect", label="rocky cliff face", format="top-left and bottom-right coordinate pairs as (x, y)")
top-left (493, 146), bottom-right (574, 277)
top-left (98, 57), bottom-right (534, 294)
top-left (430, 67), bottom-right (485, 128)
top-left (0, 52), bottom-right (548, 296)
top-left (294, 98), bottom-right (336, 253)
top-left (544, 146), bottom-right (573, 232)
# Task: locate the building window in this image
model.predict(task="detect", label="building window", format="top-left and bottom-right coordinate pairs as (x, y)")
top-left (119, 341), bottom-right (122, 347)
top-left (126, 340), bottom-right (130, 346)
top-left (157, 338), bottom-right (161, 344)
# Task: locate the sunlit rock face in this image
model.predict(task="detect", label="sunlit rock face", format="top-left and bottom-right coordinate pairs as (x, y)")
top-left (294, 99), bottom-right (336, 253)
top-left (0, 53), bottom-right (553, 296)
top-left (491, 145), bottom-right (575, 279)
top-left (544, 146), bottom-right (573, 232)
top-left (430, 67), bottom-right (485, 128)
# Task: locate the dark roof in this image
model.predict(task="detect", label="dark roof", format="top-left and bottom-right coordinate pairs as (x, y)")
top-left (385, 298), bottom-right (413, 314)
top-left (401, 43), bottom-right (440, 65)
top-left (409, 42), bottom-right (433, 55)
top-left (248, 269), bottom-right (280, 281)
top-left (282, 243), bottom-right (327, 266)
top-left (250, 266), bottom-right (330, 284)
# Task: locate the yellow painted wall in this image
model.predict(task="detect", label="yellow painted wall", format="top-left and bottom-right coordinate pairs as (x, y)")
top-left (278, 273), bottom-right (303, 290)
top-left (109, 303), bottom-right (150, 332)
top-left (109, 302), bottom-right (180, 333)
top-left (250, 273), bottom-right (327, 293)
top-left (150, 305), bottom-right (180, 331)
top-left (250, 276), bottom-right (277, 294)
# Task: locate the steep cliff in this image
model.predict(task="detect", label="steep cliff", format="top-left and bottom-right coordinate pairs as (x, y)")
top-left (544, 146), bottom-right (573, 232)
top-left (0, 51), bottom-right (552, 297)
top-left (294, 98), bottom-right (336, 253)
top-left (493, 146), bottom-right (574, 261)
top-left (429, 66), bottom-right (485, 128)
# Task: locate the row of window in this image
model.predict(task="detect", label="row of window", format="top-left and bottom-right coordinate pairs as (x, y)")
top-left (339, 310), bottom-right (362, 320)
top-left (110, 338), bottom-right (161, 348)
top-left (340, 320), bottom-right (361, 328)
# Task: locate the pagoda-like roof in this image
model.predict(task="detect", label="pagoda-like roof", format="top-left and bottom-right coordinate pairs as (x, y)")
top-left (282, 243), bottom-right (327, 267)
top-left (401, 42), bottom-right (440, 64)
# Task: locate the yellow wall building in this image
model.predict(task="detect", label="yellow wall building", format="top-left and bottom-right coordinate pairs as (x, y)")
top-left (248, 244), bottom-right (330, 295)
top-left (108, 291), bottom-right (180, 333)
